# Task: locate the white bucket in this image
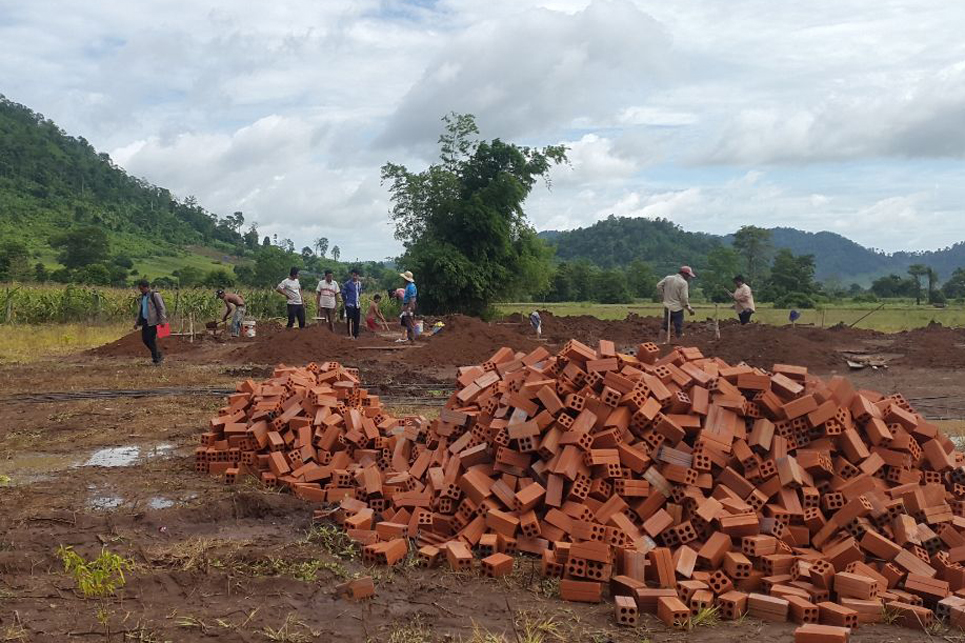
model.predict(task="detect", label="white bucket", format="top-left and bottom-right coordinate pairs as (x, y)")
top-left (414, 320), bottom-right (424, 337)
top-left (242, 320), bottom-right (257, 338)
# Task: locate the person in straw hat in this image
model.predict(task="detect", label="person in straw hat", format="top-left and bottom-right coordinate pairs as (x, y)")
top-left (399, 270), bottom-right (418, 342)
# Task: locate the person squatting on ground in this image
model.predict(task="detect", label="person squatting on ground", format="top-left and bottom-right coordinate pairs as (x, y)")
top-left (315, 270), bottom-right (340, 332)
top-left (400, 270), bottom-right (418, 342)
top-left (276, 267), bottom-right (305, 329)
top-left (216, 289), bottom-right (246, 337)
top-left (656, 265), bottom-right (696, 338)
top-left (342, 269), bottom-right (364, 339)
top-left (732, 274), bottom-right (756, 325)
top-left (135, 279), bottom-right (167, 365)
top-left (366, 294), bottom-right (389, 332)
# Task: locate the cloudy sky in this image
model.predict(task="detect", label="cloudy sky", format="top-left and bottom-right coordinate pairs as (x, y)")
top-left (3, 0), bottom-right (965, 260)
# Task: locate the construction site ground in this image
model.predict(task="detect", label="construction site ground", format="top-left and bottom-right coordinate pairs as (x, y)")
top-left (2, 313), bottom-right (964, 642)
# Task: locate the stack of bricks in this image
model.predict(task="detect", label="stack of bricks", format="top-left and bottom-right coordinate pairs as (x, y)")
top-left (198, 341), bottom-right (965, 633)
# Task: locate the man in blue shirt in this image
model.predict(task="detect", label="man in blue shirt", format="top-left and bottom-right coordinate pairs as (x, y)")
top-left (400, 270), bottom-right (418, 342)
top-left (341, 269), bottom-right (364, 339)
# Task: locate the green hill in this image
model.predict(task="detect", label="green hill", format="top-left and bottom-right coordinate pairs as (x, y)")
top-left (541, 217), bottom-right (965, 285)
top-left (542, 215), bottom-right (721, 276)
top-left (0, 94), bottom-right (255, 281)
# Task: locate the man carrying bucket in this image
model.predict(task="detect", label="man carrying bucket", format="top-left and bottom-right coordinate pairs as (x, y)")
top-left (135, 279), bottom-right (167, 365)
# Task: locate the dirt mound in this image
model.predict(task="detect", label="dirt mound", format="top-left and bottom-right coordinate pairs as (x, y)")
top-left (87, 330), bottom-right (211, 357)
top-left (408, 315), bottom-right (542, 368)
top-left (527, 311), bottom-right (852, 370)
top-left (891, 324), bottom-right (965, 368)
top-left (228, 323), bottom-right (391, 365)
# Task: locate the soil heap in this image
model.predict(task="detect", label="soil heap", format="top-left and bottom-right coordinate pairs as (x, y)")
top-left (197, 339), bottom-right (965, 631)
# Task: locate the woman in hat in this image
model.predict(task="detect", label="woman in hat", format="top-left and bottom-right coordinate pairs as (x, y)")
top-left (400, 270), bottom-right (418, 342)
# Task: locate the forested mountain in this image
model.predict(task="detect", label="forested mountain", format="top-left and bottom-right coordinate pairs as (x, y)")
top-left (0, 95), bottom-right (254, 263)
top-left (543, 216), bottom-right (721, 276)
top-left (541, 217), bottom-right (965, 284)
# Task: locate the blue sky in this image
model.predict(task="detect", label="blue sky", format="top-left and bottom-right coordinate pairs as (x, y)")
top-left (2, 0), bottom-right (965, 261)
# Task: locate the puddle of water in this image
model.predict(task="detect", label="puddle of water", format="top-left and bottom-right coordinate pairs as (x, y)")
top-left (82, 446), bottom-right (141, 467)
top-left (88, 495), bottom-right (123, 510)
top-left (0, 453), bottom-right (79, 484)
top-left (148, 497), bottom-right (174, 509)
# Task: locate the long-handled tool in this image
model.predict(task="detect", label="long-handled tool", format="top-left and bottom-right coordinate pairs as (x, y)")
top-left (849, 303), bottom-right (886, 328)
top-left (664, 308), bottom-right (672, 345)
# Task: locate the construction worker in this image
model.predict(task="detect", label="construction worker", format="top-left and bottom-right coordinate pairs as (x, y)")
top-left (341, 269), bottom-right (363, 339)
top-left (315, 269), bottom-right (340, 332)
top-left (656, 266), bottom-right (696, 338)
top-left (400, 270), bottom-right (418, 342)
top-left (276, 266), bottom-right (305, 329)
top-left (216, 289), bottom-right (246, 337)
top-left (732, 275), bottom-right (756, 324)
top-left (135, 279), bottom-right (167, 365)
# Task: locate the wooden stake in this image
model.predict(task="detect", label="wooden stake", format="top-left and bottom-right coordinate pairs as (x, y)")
top-left (714, 304), bottom-right (721, 340)
top-left (821, 308), bottom-right (827, 328)
top-left (189, 312), bottom-right (194, 343)
top-left (664, 308), bottom-right (672, 345)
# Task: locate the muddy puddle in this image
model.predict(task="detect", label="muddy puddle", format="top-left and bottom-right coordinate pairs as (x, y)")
top-left (0, 442), bottom-right (177, 485)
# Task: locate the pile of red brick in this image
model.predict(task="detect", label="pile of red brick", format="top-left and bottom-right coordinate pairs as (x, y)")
top-left (198, 342), bottom-right (965, 640)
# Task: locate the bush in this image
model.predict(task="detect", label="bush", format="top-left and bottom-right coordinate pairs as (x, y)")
top-left (773, 291), bottom-right (816, 309)
top-left (851, 292), bottom-right (878, 303)
top-left (929, 290), bottom-right (947, 305)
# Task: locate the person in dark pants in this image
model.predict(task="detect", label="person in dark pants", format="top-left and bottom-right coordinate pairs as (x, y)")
top-left (341, 269), bottom-right (363, 339)
top-left (134, 279), bottom-right (167, 365)
top-left (732, 275), bottom-right (756, 325)
top-left (656, 266), bottom-right (696, 339)
top-left (276, 266), bottom-right (305, 329)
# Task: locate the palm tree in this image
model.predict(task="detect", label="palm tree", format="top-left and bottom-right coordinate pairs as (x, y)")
top-left (331, 245), bottom-right (340, 262)
top-left (314, 237), bottom-right (328, 258)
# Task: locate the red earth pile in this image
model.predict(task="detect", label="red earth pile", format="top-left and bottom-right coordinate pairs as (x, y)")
top-left (197, 341), bottom-right (965, 635)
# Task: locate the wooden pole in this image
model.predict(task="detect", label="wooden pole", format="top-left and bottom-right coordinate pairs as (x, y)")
top-left (714, 304), bottom-right (720, 340)
top-left (664, 308), bottom-right (672, 345)
top-left (821, 308), bottom-right (827, 328)
top-left (189, 312), bottom-right (194, 343)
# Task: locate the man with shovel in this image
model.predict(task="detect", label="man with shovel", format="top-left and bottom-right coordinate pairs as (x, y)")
top-left (216, 289), bottom-right (246, 337)
top-left (656, 266), bottom-right (696, 340)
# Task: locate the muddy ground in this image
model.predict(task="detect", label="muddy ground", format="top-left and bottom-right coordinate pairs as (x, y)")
top-left (2, 313), bottom-right (965, 642)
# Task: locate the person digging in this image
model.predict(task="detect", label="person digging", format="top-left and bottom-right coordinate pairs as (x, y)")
top-left (216, 289), bottom-right (246, 338)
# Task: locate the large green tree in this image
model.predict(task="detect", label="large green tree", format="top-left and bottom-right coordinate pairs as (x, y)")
top-left (765, 249), bottom-right (816, 301)
top-left (50, 225), bottom-right (110, 269)
top-left (381, 113), bottom-right (566, 316)
top-left (942, 268), bottom-right (965, 299)
top-left (907, 264), bottom-right (929, 305)
top-left (732, 225), bottom-right (773, 285)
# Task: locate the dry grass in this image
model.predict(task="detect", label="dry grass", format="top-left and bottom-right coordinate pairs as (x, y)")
top-left (0, 322), bottom-right (129, 363)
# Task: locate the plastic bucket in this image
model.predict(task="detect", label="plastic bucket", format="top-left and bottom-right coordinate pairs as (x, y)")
top-left (414, 320), bottom-right (424, 338)
top-left (242, 320), bottom-right (257, 338)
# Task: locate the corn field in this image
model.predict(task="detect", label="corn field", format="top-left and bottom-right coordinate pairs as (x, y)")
top-left (0, 284), bottom-right (402, 325)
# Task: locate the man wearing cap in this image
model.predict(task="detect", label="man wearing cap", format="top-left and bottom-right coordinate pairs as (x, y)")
top-left (656, 266), bottom-right (696, 339)
top-left (400, 270), bottom-right (418, 342)
top-left (216, 289), bottom-right (246, 338)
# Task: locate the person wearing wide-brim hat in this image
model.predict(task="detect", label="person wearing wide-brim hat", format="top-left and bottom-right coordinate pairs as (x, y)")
top-left (399, 271), bottom-right (418, 342)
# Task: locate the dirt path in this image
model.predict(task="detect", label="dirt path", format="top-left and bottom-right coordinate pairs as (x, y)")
top-left (2, 316), bottom-right (965, 642)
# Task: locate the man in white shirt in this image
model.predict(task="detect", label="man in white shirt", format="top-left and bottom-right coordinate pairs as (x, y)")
top-left (315, 269), bottom-right (340, 332)
top-left (656, 265), bottom-right (696, 339)
top-left (276, 266), bottom-right (305, 329)
top-left (732, 275), bottom-right (756, 325)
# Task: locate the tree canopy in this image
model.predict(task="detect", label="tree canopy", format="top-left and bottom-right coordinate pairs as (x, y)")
top-left (381, 113), bottom-right (566, 316)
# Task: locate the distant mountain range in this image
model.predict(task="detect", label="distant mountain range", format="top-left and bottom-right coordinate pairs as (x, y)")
top-left (539, 216), bottom-right (965, 285)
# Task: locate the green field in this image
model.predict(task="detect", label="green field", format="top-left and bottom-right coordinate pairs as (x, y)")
top-left (498, 301), bottom-right (965, 332)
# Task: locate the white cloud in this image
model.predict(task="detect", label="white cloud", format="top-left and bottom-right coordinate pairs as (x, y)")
top-left (2, 0), bottom-right (965, 258)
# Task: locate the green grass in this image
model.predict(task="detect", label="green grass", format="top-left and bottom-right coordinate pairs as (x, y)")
top-left (499, 301), bottom-right (965, 332)
top-left (0, 322), bottom-right (130, 363)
